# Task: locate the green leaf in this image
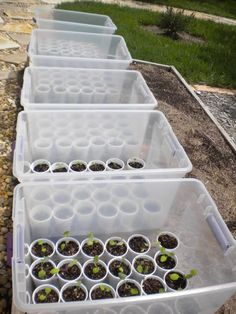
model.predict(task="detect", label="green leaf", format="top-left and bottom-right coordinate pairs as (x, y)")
top-left (63, 231), bottom-right (70, 238)
top-left (92, 266), bottom-right (99, 274)
top-left (136, 265), bottom-right (143, 273)
top-left (87, 232), bottom-right (94, 246)
top-left (118, 266), bottom-right (124, 273)
top-left (68, 259), bottom-right (77, 268)
top-left (169, 273), bottom-right (180, 281)
top-left (185, 268), bottom-right (198, 279)
top-left (38, 269), bottom-right (46, 279)
top-left (118, 272), bottom-right (126, 280)
top-left (160, 255), bottom-right (168, 263)
top-left (41, 246), bottom-right (47, 253)
top-left (144, 266), bottom-right (149, 274)
top-left (60, 243), bottom-right (66, 251)
top-left (159, 288), bottom-right (165, 293)
top-left (44, 287), bottom-right (51, 294)
top-left (38, 294), bottom-right (46, 301)
top-left (160, 246), bottom-right (166, 254)
top-left (93, 255), bottom-right (99, 264)
top-left (50, 268), bottom-right (59, 275)
top-left (109, 239), bottom-right (116, 246)
top-left (99, 284), bottom-right (106, 291)
top-left (76, 280), bottom-right (82, 287)
top-left (130, 288), bottom-right (139, 295)
top-left (38, 240), bottom-right (44, 246)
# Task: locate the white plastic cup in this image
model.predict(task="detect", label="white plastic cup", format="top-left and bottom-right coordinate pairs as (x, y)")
top-left (123, 139), bottom-right (140, 160)
top-left (29, 207), bottom-right (53, 240)
top-left (55, 237), bottom-right (80, 260)
top-left (107, 257), bottom-right (132, 287)
top-left (132, 254), bottom-right (157, 282)
top-left (82, 259), bottom-right (108, 290)
top-left (108, 138), bottom-right (124, 158)
top-left (106, 88), bottom-right (119, 103)
top-left (74, 201), bottom-right (96, 233)
top-left (67, 86), bottom-right (80, 103)
top-left (118, 200), bottom-right (139, 231)
top-left (33, 138), bottom-right (53, 161)
top-left (52, 191), bottom-right (71, 205)
top-left (156, 231), bottom-right (180, 252)
top-left (53, 205), bottom-right (75, 235)
top-left (141, 275), bottom-right (167, 295)
top-left (80, 87), bottom-right (94, 103)
top-left (50, 162), bottom-right (69, 173)
top-left (57, 259), bottom-right (82, 286)
top-left (35, 84), bottom-right (50, 103)
top-left (120, 305), bottom-right (146, 314)
top-left (154, 251), bottom-right (178, 275)
top-left (81, 237), bottom-right (105, 261)
top-left (29, 238), bottom-right (55, 261)
top-left (55, 138), bottom-right (73, 162)
top-left (69, 160), bottom-right (88, 173)
top-left (164, 270), bottom-right (189, 292)
top-left (93, 88), bottom-right (106, 103)
top-left (22, 161), bottom-right (31, 174)
top-left (105, 237), bottom-right (128, 260)
top-left (142, 199), bottom-right (162, 229)
top-left (88, 160), bottom-right (106, 172)
top-left (92, 189), bottom-right (111, 202)
top-left (32, 284), bottom-right (60, 304)
top-left (72, 186), bottom-right (91, 201)
top-left (31, 159), bottom-right (51, 174)
top-left (60, 281), bottom-right (88, 302)
top-left (111, 185), bottom-right (129, 199)
top-left (30, 259), bottom-right (57, 287)
top-left (89, 136), bottom-right (107, 160)
top-left (97, 202), bottom-right (119, 233)
top-left (72, 138), bottom-right (90, 162)
top-left (116, 279), bottom-right (142, 298)
top-left (53, 85), bottom-right (67, 103)
top-left (127, 234), bottom-right (151, 260)
top-left (106, 158), bottom-right (124, 171)
top-left (127, 157), bottom-right (145, 170)
top-left (89, 283), bottom-right (116, 301)
top-left (132, 185), bottom-right (149, 199)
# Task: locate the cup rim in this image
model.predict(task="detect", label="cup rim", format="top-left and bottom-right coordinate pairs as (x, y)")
top-left (32, 284), bottom-right (60, 304)
top-left (82, 258), bottom-right (107, 283)
top-left (127, 157), bottom-right (145, 170)
top-left (60, 281), bottom-right (88, 303)
top-left (154, 250), bottom-right (178, 271)
top-left (31, 159), bottom-right (51, 173)
top-left (89, 283), bottom-right (116, 301)
top-left (107, 256), bottom-right (132, 280)
top-left (81, 237), bottom-right (105, 259)
top-left (105, 237), bottom-right (128, 259)
top-left (57, 258), bottom-right (82, 282)
top-left (29, 204), bottom-right (53, 224)
top-left (127, 234), bottom-right (151, 255)
top-left (141, 274), bottom-right (167, 295)
top-left (30, 258), bottom-right (57, 282)
top-left (88, 160), bottom-right (106, 172)
top-left (132, 254), bottom-right (157, 278)
top-left (106, 158), bottom-right (125, 171)
top-left (164, 269), bottom-right (189, 292)
top-left (156, 231), bottom-right (180, 251)
top-left (56, 237), bottom-right (80, 259)
top-left (69, 160), bottom-right (88, 173)
top-left (116, 278), bottom-right (142, 298)
top-left (29, 238), bottom-right (55, 260)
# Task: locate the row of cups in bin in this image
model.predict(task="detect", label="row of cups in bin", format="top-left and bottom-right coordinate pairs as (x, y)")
top-left (28, 157), bottom-right (145, 174)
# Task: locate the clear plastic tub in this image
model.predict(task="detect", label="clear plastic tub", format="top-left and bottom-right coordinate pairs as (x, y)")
top-left (12, 179), bottom-right (236, 313)
top-left (21, 67), bottom-right (157, 110)
top-left (28, 29), bottom-right (132, 69)
top-left (13, 110), bottom-right (192, 181)
top-left (34, 8), bottom-right (117, 34)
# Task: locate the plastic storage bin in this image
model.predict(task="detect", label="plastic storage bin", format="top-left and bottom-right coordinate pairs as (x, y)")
top-left (13, 110), bottom-right (192, 181)
top-left (34, 8), bottom-right (117, 34)
top-left (12, 179), bottom-right (236, 313)
top-left (28, 29), bottom-right (132, 69)
top-left (21, 67), bottom-right (157, 110)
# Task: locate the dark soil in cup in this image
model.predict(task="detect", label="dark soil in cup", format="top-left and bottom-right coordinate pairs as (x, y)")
top-left (33, 163), bottom-right (49, 172)
top-left (142, 278), bottom-right (165, 294)
top-left (106, 239), bottom-right (127, 256)
top-left (165, 272), bottom-right (187, 290)
top-left (156, 254), bottom-right (176, 269)
top-left (35, 288), bottom-right (59, 303)
top-left (62, 286), bottom-right (86, 302)
top-left (91, 286), bottom-right (114, 300)
top-left (89, 163), bottom-right (105, 171)
top-left (52, 166), bottom-right (68, 173)
top-left (109, 260), bottom-right (131, 278)
top-left (134, 257), bottom-right (155, 275)
top-left (32, 261), bottom-right (54, 280)
top-left (71, 162), bottom-right (86, 172)
top-left (58, 240), bottom-right (79, 256)
top-left (59, 263), bottom-right (81, 280)
top-left (129, 236), bottom-right (149, 253)
top-left (108, 162), bottom-right (122, 170)
top-left (31, 242), bottom-right (53, 258)
top-left (84, 262), bottom-right (106, 280)
top-left (128, 161), bottom-right (144, 169)
top-left (158, 233), bottom-right (178, 249)
top-left (118, 281), bottom-right (140, 297)
top-left (82, 241), bottom-right (103, 257)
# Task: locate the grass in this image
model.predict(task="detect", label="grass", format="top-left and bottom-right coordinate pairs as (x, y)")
top-left (57, 1), bottom-right (236, 88)
top-left (136, 0), bottom-right (236, 20)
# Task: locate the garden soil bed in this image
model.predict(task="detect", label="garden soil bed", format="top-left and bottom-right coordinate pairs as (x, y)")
top-left (132, 63), bottom-right (236, 238)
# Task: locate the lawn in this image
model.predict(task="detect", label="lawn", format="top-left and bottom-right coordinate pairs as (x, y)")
top-left (136, 0), bottom-right (236, 20)
top-left (57, 1), bottom-right (236, 88)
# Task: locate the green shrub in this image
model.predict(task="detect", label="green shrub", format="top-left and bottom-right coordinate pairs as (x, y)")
top-left (159, 6), bottom-right (194, 39)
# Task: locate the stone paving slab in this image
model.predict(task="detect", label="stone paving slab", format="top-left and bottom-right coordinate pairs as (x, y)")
top-left (0, 51), bottom-right (27, 64)
top-left (3, 9), bottom-right (33, 20)
top-left (0, 22), bottom-right (33, 33)
top-left (0, 34), bottom-right (19, 50)
top-left (8, 33), bottom-right (30, 46)
top-left (0, 70), bottom-right (17, 80)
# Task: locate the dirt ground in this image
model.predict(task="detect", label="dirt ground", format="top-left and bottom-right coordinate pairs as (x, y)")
top-left (133, 63), bottom-right (236, 313)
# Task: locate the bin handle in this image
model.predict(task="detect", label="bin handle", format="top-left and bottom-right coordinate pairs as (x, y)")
top-left (16, 224), bottom-right (24, 263)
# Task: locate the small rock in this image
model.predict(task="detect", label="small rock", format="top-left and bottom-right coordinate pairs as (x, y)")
top-left (0, 244), bottom-right (6, 251)
top-left (1, 227), bottom-right (8, 234)
top-left (0, 34), bottom-right (20, 50)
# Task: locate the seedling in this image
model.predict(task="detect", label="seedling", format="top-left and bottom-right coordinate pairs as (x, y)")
top-left (38, 287), bottom-right (52, 301)
top-left (37, 240), bottom-right (47, 254)
top-left (60, 231), bottom-right (71, 251)
top-left (38, 293), bottom-right (46, 301)
top-left (87, 232), bottom-right (94, 246)
top-left (136, 259), bottom-right (149, 274)
top-left (64, 231), bottom-right (70, 238)
top-left (159, 288), bottom-right (165, 293)
top-left (50, 267), bottom-right (59, 275)
top-left (45, 287), bottom-right (52, 294)
top-left (68, 259), bottom-right (77, 268)
top-left (92, 255), bottom-right (100, 274)
top-left (38, 269), bottom-right (46, 279)
top-left (76, 280), bottom-right (82, 288)
top-left (159, 247), bottom-right (174, 262)
top-left (130, 287), bottom-right (139, 295)
top-left (169, 269), bottom-right (198, 281)
top-left (99, 284), bottom-right (111, 293)
top-left (109, 239), bottom-right (116, 246)
top-left (137, 265), bottom-right (143, 273)
top-left (118, 272), bottom-right (126, 280)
